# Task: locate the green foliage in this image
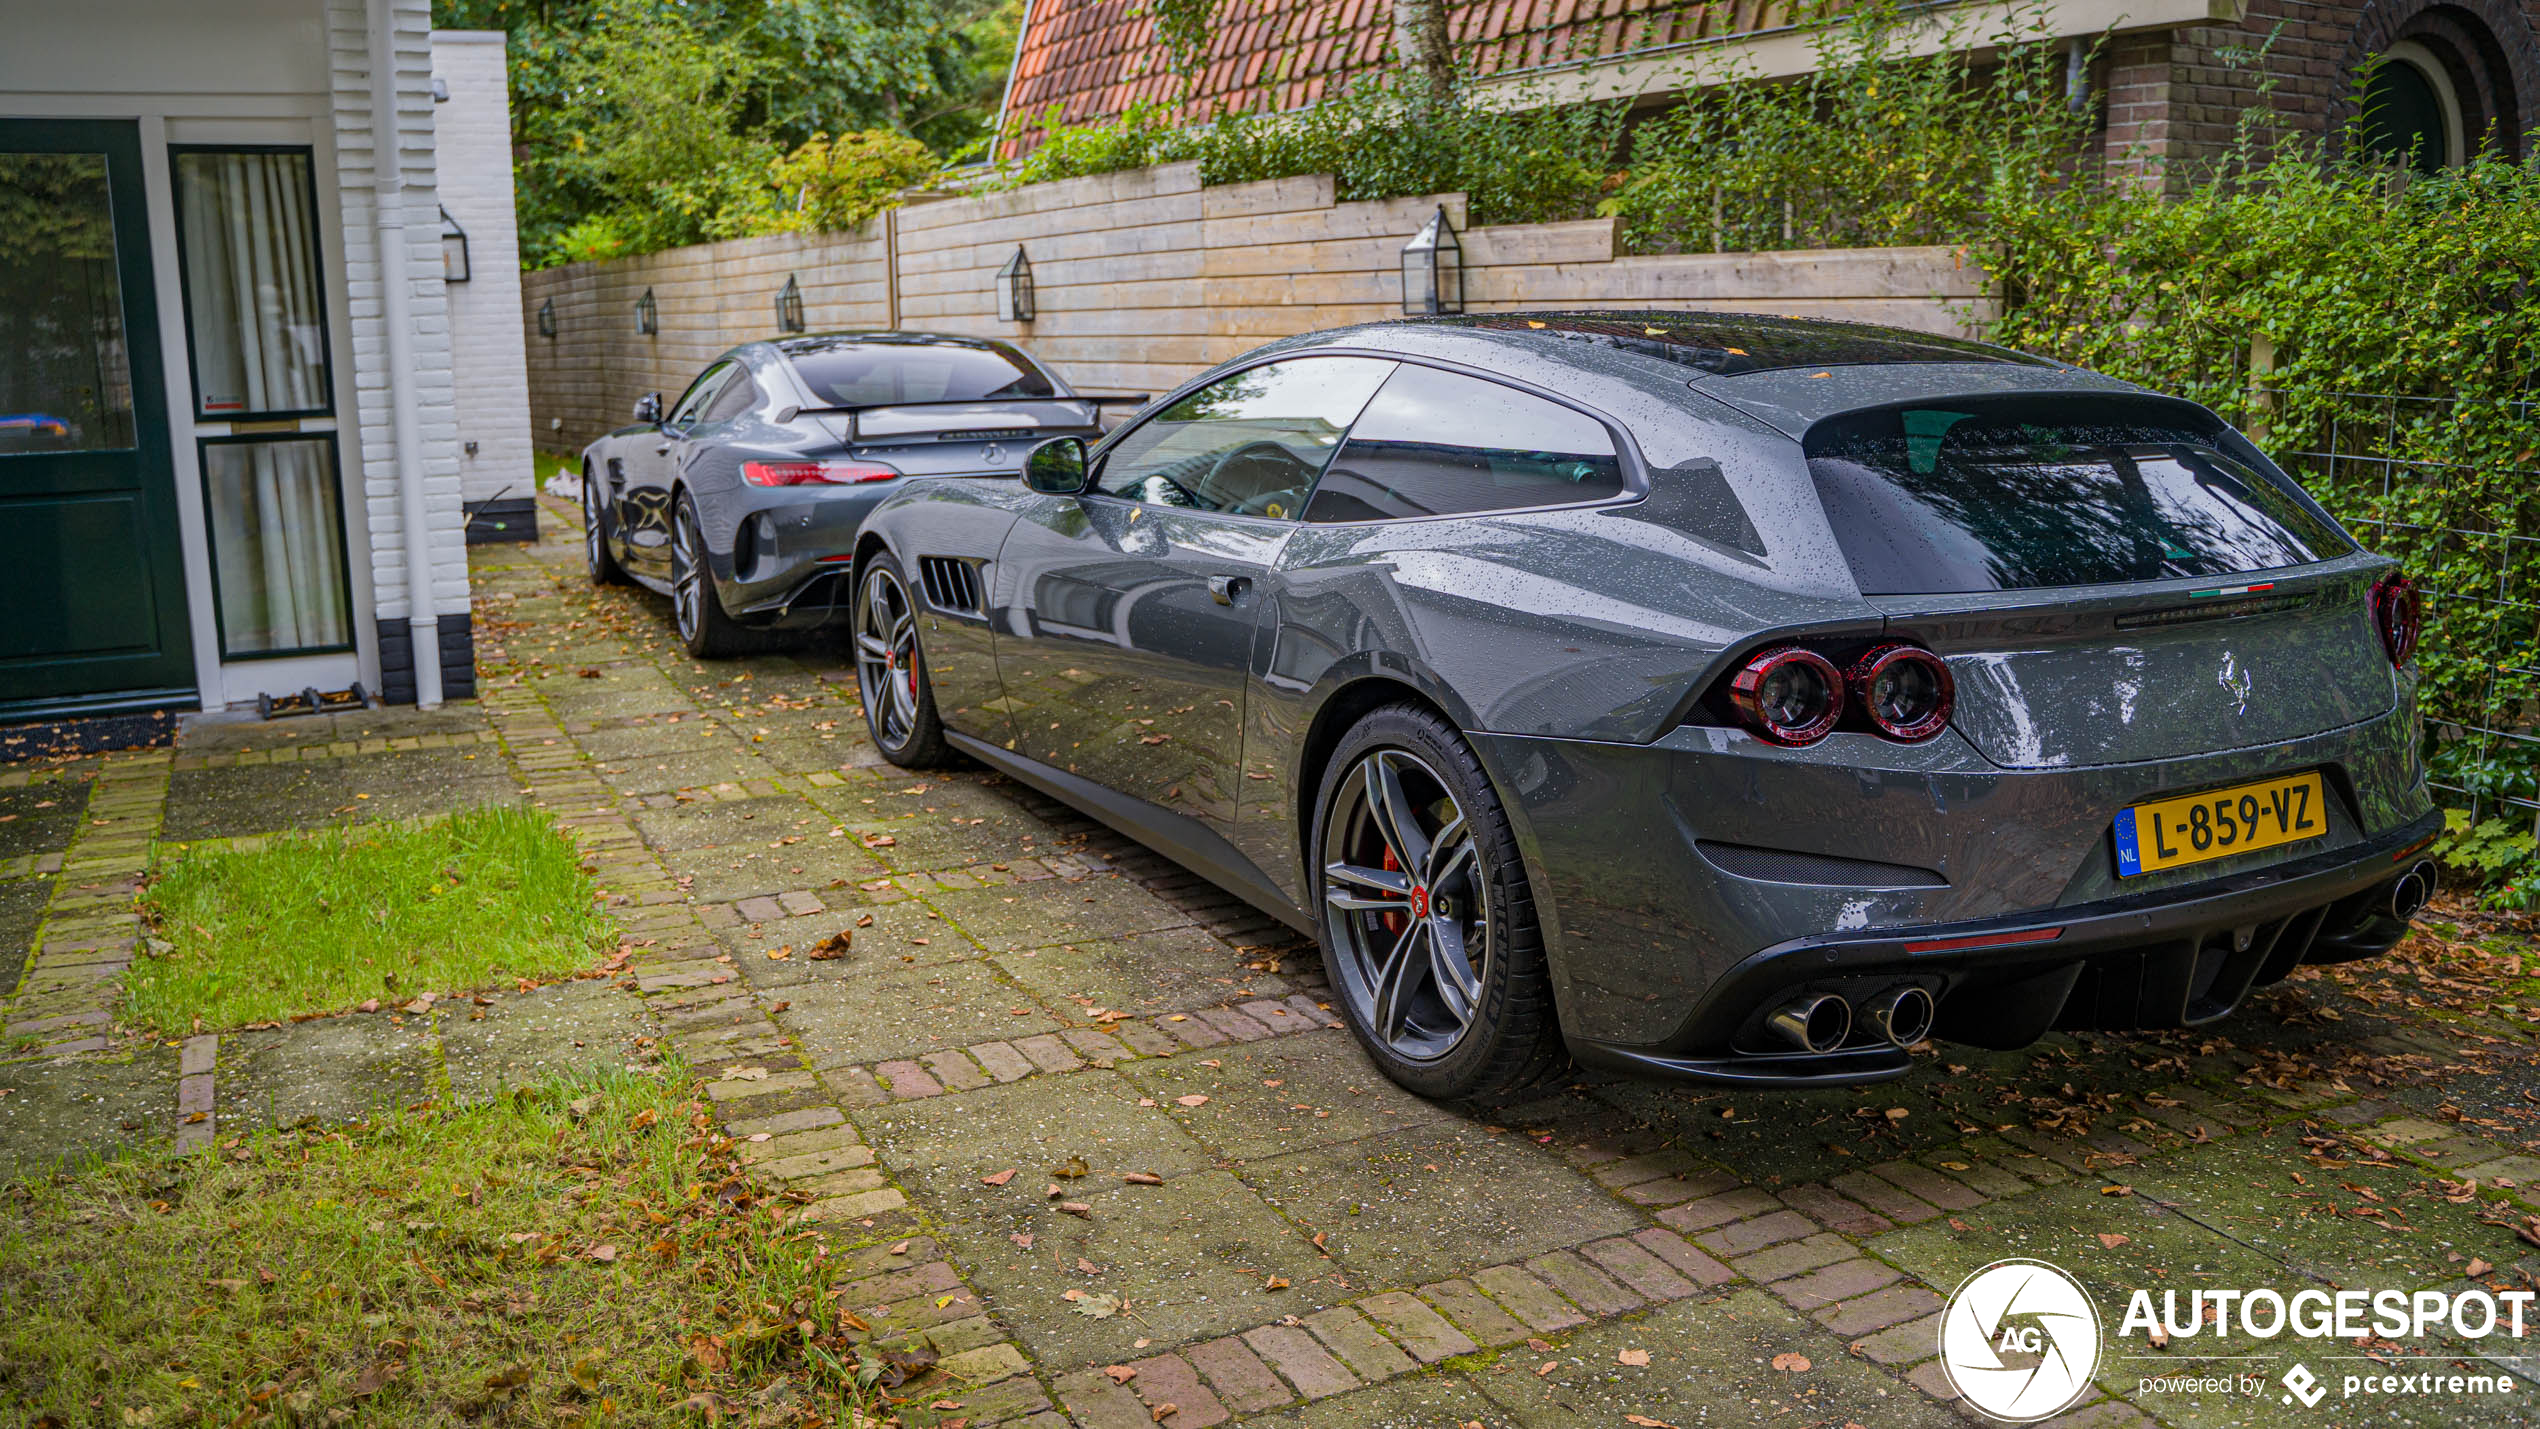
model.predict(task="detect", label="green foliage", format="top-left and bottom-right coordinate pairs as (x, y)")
top-left (433, 0), bottom-right (1011, 264)
top-left (997, 101), bottom-right (1198, 189)
top-left (1144, 0), bottom-right (1217, 83)
top-left (996, 72), bottom-right (1629, 229)
top-left (745, 130), bottom-right (945, 235)
top-left (132, 805), bottom-right (616, 1034)
top-left (1601, 3), bottom-right (2093, 253)
top-left (2437, 808), bottom-right (2540, 908)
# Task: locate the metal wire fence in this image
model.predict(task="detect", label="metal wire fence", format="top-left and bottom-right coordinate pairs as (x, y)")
top-left (2266, 390), bottom-right (2540, 830)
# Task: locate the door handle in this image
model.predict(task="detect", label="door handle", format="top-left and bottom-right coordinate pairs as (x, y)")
top-left (1208, 574), bottom-right (1251, 606)
top-left (653, 443), bottom-right (673, 456)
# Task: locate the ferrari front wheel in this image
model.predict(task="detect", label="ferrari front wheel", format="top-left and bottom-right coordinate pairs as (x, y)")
top-left (854, 553), bottom-right (952, 768)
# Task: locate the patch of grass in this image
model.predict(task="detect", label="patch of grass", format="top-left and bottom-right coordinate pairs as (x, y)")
top-left (535, 448), bottom-right (580, 494)
top-left (131, 805), bottom-right (616, 1035)
top-left (0, 1071), bottom-right (898, 1426)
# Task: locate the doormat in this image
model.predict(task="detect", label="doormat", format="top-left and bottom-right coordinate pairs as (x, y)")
top-left (0, 709), bottom-right (178, 765)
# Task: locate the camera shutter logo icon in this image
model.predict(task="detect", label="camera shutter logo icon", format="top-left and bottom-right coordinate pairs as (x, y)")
top-left (1937, 1258), bottom-right (2103, 1421)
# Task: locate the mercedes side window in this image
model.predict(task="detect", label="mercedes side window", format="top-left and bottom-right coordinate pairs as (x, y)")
top-left (669, 361), bottom-right (736, 427)
top-left (1093, 356), bottom-right (1395, 518)
top-left (1304, 365), bottom-right (1627, 522)
top-left (701, 368), bottom-right (761, 423)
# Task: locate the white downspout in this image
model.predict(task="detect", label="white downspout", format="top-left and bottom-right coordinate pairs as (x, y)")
top-left (368, 0), bottom-right (443, 708)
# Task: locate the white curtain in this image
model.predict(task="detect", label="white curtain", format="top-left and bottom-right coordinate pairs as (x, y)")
top-left (174, 151), bottom-right (326, 415)
top-left (205, 440), bottom-right (349, 653)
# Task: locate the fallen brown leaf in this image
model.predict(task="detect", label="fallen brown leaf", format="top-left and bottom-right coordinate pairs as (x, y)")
top-left (1617, 1348), bottom-right (1651, 1367)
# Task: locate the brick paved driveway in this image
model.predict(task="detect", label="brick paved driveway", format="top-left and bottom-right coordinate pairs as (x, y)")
top-left (6, 494), bottom-right (2540, 1427)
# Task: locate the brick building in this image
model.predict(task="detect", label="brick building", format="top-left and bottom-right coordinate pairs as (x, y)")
top-left (999, 0), bottom-right (2540, 178)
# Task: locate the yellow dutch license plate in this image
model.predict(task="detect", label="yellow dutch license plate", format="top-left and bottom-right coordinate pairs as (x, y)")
top-left (2113, 771), bottom-right (2327, 877)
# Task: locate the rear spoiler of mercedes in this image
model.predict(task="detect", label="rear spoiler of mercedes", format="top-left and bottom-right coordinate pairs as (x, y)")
top-left (775, 394), bottom-right (1151, 440)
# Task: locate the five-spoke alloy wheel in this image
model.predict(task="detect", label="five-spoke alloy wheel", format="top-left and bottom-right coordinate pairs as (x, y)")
top-left (854, 553), bottom-right (951, 767)
top-left (1313, 704), bottom-right (1563, 1099)
top-left (1323, 747), bottom-right (1490, 1061)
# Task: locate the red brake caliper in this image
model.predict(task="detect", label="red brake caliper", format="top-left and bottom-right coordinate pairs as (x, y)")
top-left (1379, 845), bottom-right (1407, 936)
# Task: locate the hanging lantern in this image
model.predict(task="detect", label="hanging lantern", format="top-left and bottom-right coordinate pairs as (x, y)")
top-left (635, 286), bottom-right (658, 336)
top-left (537, 297), bottom-right (556, 338)
top-left (995, 246), bottom-right (1035, 324)
top-left (438, 206), bottom-right (470, 282)
top-left (776, 273), bottom-right (805, 333)
top-left (1399, 205), bottom-right (1464, 316)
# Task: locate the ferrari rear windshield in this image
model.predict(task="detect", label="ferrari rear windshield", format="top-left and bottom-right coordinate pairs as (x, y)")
top-left (787, 342), bottom-right (1056, 406)
top-left (1804, 402), bottom-right (2351, 595)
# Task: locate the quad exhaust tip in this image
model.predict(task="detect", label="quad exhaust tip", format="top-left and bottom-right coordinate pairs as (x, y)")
top-left (1766, 994), bottom-right (1852, 1054)
top-left (2391, 860), bottom-right (2438, 921)
top-left (1868, 985), bottom-right (1937, 1048)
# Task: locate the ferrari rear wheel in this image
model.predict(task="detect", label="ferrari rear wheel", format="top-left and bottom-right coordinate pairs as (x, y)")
top-left (672, 494), bottom-right (753, 659)
top-left (583, 467), bottom-right (625, 587)
top-left (854, 553), bottom-right (952, 768)
top-left (1314, 703), bottom-right (1565, 1101)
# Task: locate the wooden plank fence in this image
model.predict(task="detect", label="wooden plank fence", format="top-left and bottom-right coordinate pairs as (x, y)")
top-left (521, 160), bottom-right (1992, 453)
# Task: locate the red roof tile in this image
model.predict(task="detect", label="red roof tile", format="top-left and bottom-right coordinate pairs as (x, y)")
top-left (997, 0), bottom-right (1802, 157)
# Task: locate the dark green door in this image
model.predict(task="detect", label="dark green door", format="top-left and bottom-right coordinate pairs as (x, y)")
top-left (0, 119), bottom-right (194, 719)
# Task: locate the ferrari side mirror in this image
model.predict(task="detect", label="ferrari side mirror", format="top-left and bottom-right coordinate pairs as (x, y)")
top-left (634, 392), bottom-right (664, 425)
top-left (1024, 436), bottom-right (1089, 495)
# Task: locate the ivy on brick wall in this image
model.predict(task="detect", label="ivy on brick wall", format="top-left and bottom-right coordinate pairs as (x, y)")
top-left (990, 2), bottom-right (2082, 245)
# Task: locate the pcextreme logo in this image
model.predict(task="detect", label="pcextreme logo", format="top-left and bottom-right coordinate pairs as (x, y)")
top-left (1937, 1258), bottom-right (2103, 1422)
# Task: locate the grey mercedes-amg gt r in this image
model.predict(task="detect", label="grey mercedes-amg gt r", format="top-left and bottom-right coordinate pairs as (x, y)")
top-left (842, 311), bottom-right (2439, 1099)
top-left (578, 331), bottom-right (1103, 657)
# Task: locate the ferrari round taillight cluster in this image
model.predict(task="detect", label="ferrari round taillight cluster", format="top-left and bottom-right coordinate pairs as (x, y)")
top-left (1726, 642), bottom-right (1954, 746)
top-left (2368, 571), bottom-right (2422, 668)
top-left (1849, 643), bottom-right (1955, 741)
top-left (1728, 648), bottom-right (1844, 746)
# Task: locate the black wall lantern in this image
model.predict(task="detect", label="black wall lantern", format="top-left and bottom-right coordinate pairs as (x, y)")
top-left (635, 286), bottom-right (658, 336)
top-left (1400, 205), bottom-right (1464, 316)
top-left (537, 297), bottom-right (556, 338)
top-left (776, 273), bottom-right (805, 333)
top-left (438, 205), bottom-right (470, 282)
top-left (995, 245), bottom-right (1035, 323)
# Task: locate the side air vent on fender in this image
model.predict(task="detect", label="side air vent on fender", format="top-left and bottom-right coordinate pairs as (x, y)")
top-left (917, 556), bottom-right (984, 617)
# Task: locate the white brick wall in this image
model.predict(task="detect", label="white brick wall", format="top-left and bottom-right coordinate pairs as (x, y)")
top-left (326, 0), bottom-right (469, 623)
top-left (432, 30), bottom-right (534, 513)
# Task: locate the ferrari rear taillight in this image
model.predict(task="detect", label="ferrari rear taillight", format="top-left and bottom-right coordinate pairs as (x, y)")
top-left (741, 459), bottom-right (898, 487)
top-left (1848, 643), bottom-right (1954, 742)
top-left (2368, 571), bottom-right (2421, 667)
top-left (1728, 646), bottom-right (1845, 746)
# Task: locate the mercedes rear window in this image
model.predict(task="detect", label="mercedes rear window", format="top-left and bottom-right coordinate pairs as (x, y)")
top-left (786, 343), bottom-right (1055, 405)
top-left (1804, 401), bottom-right (2351, 594)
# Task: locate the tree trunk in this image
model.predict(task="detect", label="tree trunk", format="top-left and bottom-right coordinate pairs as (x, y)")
top-left (1393, 0), bottom-right (1454, 100)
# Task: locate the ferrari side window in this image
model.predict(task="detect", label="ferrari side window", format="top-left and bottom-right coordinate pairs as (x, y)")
top-left (1305, 365), bottom-right (1626, 523)
top-left (1095, 356), bottom-right (1394, 519)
